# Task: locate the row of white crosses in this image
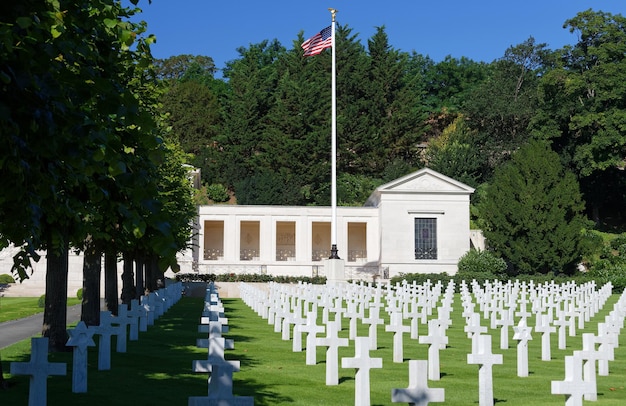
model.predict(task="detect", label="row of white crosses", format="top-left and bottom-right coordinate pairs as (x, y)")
top-left (460, 278), bottom-right (618, 405)
top-left (10, 283), bottom-right (184, 406)
top-left (243, 277), bottom-right (622, 406)
top-left (189, 283), bottom-right (253, 406)
top-left (240, 280), bottom-right (448, 406)
top-left (552, 285), bottom-right (626, 405)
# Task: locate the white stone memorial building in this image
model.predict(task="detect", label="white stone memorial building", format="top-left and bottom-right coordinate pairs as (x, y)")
top-left (192, 168), bottom-right (476, 280)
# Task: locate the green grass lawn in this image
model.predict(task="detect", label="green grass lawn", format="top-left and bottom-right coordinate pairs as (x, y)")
top-left (1, 290), bottom-right (625, 405)
top-left (0, 297), bottom-right (82, 323)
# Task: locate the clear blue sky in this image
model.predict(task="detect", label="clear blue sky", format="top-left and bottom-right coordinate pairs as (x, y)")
top-left (128, 1), bottom-right (625, 75)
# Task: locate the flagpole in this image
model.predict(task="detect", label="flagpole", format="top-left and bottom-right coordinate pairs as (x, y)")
top-left (329, 8), bottom-right (339, 260)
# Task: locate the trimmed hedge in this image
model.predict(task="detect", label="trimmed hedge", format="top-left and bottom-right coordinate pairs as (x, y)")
top-left (174, 273), bottom-right (327, 285)
top-left (174, 268), bottom-right (625, 293)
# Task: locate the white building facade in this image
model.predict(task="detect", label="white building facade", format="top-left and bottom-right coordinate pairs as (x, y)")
top-left (191, 168), bottom-right (475, 280)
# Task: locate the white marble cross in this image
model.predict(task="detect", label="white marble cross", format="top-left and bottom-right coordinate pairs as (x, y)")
top-left (341, 336), bottom-right (383, 406)
top-left (467, 334), bottom-right (503, 406)
top-left (362, 304), bottom-right (385, 350)
top-left (405, 300), bottom-right (426, 340)
top-left (316, 320), bottom-right (349, 385)
top-left (112, 304), bottom-right (132, 353)
top-left (272, 301), bottom-right (287, 333)
top-left (151, 290), bottom-right (164, 318)
top-left (515, 297), bottom-right (531, 324)
top-left (535, 314), bottom-right (556, 361)
top-left (495, 307), bottom-right (513, 350)
top-left (595, 322), bottom-right (616, 376)
top-left (300, 311), bottom-right (325, 365)
top-left (197, 321), bottom-right (235, 351)
top-left (551, 354), bottom-right (594, 406)
top-left (188, 362), bottom-right (254, 406)
top-left (565, 301), bottom-right (578, 337)
top-left (553, 310), bottom-right (569, 350)
top-left (281, 308), bottom-right (294, 341)
top-left (344, 299), bottom-right (362, 340)
top-left (328, 297), bottom-right (345, 330)
top-left (92, 310), bottom-right (122, 370)
top-left (465, 313), bottom-right (487, 353)
top-left (141, 294), bottom-right (155, 326)
top-left (193, 337), bottom-right (240, 374)
top-left (386, 311), bottom-right (411, 363)
top-left (129, 298), bottom-right (148, 334)
top-left (10, 337), bottom-right (67, 406)
top-left (574, 333), bottom-right (599, 401)
top-left (418, 319), bottom-right (448, 381)
top-left (391, 359), bottom-right (445, 405)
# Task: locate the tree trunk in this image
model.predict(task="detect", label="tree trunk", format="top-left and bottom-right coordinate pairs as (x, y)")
top-left (134, 252), bottom-right (144, 299)
top-left (0, 352), bottom-right (6, 389)
top-left (120, 251), bottom-right (135, 306)
top-left (145, 253), bottom-right (155, 292)
top-left (81, 241), bottom-right (101, 326)
top-left (153, 254), bottom-right (165, 290)
top-left (42, 243), bottom-right (69, 352)
top-left (104, 250), bottom-right (119, 316)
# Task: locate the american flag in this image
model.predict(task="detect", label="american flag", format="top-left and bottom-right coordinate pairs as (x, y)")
top-left (301, 26), bottom-right (332, 56)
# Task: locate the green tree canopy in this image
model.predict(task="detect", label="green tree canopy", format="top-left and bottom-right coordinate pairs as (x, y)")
top-left (478, 140), bottom-right (588, 275)
top-left (153, 54), bottom-right (216, 81)
top-left (463, 37), bottom-right (550, 174)
top-left (531, 10), bottom-right (626, 225)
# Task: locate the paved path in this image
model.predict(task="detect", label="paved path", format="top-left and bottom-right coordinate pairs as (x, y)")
top-left (0, 304), bottom-right (83, 349)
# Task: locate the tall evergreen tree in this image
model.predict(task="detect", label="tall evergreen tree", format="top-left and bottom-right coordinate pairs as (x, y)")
top-left (363, 27), bottom-right (428, 171)
top-left (219, 39), bottom-right (284, 191)
top-left (263, 34), bottom-right (333, 204)
top-left (161, 80), bottom-right (221, 157)
top-left (478, 140), bottom-right (588, 275)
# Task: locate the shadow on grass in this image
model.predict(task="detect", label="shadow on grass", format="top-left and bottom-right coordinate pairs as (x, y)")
top-left (339, 376), bottom-right (355, 384)
top-left (234, 377), bottom-right (295, 405)
top-left (0, 297), bottom-right (284, 406)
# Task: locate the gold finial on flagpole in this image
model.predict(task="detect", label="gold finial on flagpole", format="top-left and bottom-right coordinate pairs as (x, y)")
top-left (328, 8), bottom-right (338, 22)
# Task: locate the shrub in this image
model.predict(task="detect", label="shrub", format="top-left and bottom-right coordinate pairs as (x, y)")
top-left (206, 183), bottom-right (230, 203)
top-left (0, 274), bottom-right (15, 284)
top-left (457, 249), bottom-right (507, 277)
top-left (38, 294), bottom-right (46, 308)
top-left (610, 233), bottom-right (626, 256)
top-left (584, 266), bottom-right (626, 293)
top-left (76, 288), bottom-right (83, 300)
top-left (579, 229), bottom-right (605, 262)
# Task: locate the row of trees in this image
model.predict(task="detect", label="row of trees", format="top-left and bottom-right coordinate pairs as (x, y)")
top-left (157, 9), bottom-right (626, 274)
top-left (1, 0), bottom-right (196, 352)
